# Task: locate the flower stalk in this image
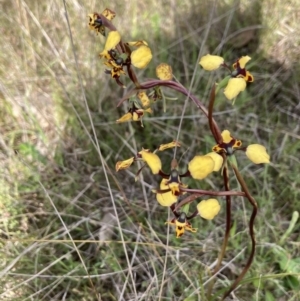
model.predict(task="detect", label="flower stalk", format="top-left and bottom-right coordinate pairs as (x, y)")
top-left (89, 9), bottom-right (270, 300)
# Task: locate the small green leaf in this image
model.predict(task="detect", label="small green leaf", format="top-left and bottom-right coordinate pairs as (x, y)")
top-left (265, 290), bottom-right (276, 301)
top-left (284, 275), bottom-right (300, 290)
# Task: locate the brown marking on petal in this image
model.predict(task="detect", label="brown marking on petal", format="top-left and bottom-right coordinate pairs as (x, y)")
top-left (235, 140), bottom-right (242, 147)
top-left (246, 72), bottom-right (254, 82)
top-left (101, 8), bottom-right (116, 21)
top-left (176, 226), bottom-right (185, 238)
top-left (213, 145), bottom-right (225, 153)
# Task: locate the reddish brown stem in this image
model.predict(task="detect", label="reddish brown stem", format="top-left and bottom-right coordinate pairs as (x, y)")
top-left (179, 188), bottom-right (245, 197)
top-left (207, 160), bottom-right (232, 300)
top-left (135, 79), bottom-right (221, 135)
top-left (221, 163), bottom-right (257, 300)
top-left (208, 84), bottom-right (222, 144)
top-left (175, 188), bottom-right (245, 212)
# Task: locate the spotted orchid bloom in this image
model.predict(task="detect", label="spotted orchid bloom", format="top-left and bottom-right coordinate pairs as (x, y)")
top-left (116, 142), bottom-right (223, 237)
top-left (88, 9), bottom-right (116, 36)
top-left (199, 55), bottom-right (254, 101)
top-left (115, 142), bottom-right (221, 205)
top-left (115, 141), bottom-right (180, 173)
top-left (116, 103), bottom-right (152, 126)
top-left (140, 151), bottom-right (221, 207)
top-left (98, 31), bottom-right (126, 87)
top-left (116, 92), bottom-right (153, 126)
top-left (166, 198), bottom-right (221, 238)
top-left (212, 130), bottom-right (270, 164)
top-left (166, 212), bottom-right (197, 238)
top-left (97, 31), bottom-right (152, 87)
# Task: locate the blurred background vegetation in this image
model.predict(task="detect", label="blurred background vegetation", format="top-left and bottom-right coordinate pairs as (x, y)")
top-left (0, 0), bottom-right (299, 300)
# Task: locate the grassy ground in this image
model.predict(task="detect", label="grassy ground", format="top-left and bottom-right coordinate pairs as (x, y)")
top-left (0, 0), bottom-right (299, 300)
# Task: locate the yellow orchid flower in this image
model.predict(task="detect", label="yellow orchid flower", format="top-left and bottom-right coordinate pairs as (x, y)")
top-left (166, 212), bottom-right (197, 238)
top-left (199, 55), bottom-right (254, 101)
top-left (116, 106), bottom-right (152, 124)
top-left (225, 56), bottom-right (254, 101)
top-left (197, 199), bottom-right (221, 220)
top-left (115, 141), bottom-right (179, 175)
top-left (212, 130), bottom-right (270, 164)
top-left (88, 9), bottom-right (116, 36)
top-left (212, 130), bottom-right (242, 155)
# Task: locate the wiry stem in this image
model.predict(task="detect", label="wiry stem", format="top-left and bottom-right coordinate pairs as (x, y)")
top-left (138, 79), bottom-right (221, 135)
top-left (208, 84), bottom-right (222, 144)
top-left (221, 162), bottom-right (257, 300)
top-left (206, 160), bottom-right (232, 300)
top-left (216, 162), bottom-right (231, 273)
top-left (206, 84), bottom-right (230, 299)
top-left (178, 187), bottom-right (245, 197)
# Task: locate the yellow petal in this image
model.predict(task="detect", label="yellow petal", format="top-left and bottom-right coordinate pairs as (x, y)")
top-left (168, 181), bottom-right (181, 195)
top-left (116, 112), bottom-right (132, 123)
top-left (139, 149), bottom-right (162, 174)
top-left (144, 108), bottom-right (153, 114)
top-left (175, 225), bottom-right (186, 238)
top-left (238, 56), bottom-right (251, 69)
top-left (156, 63), bottom-right (173, 80)
top-left (188, 155), bottom-right (215, 180)
top-left (104, 31), bottom-right (121, 51)
top-left (205, 152), bottom-right (223, 171)
top-left (165, 219), bottom-right (185, 237)
top-left (245, 71), bottom-right (254, 82)
top-left (127, 40), bottom-right (148, 47)
top-left (132, 112), bottom-right (140, 121)
top-left (115, 157), bottom-right (134, 171)
top-left (246, 144), bottom-right (270, 164)
top-left (99, 50), bottom-right (109, 59)
top-left (221, 130), bottom-right (233, 143)
top-left (158, 141), bottom-right (181, 151)
top-left (88, 13), bottom-right (97, 26)
top-left (156, 179), bottom-right (178, 206)
top-left (131, 46), bottom-right (152, 69)
top-left (138, 91), bottom-right (150, 108)
top-left (199, 54), bottom-right (224, 71)
top-left (101, 8), bottom-right (116, 21)
top-left (184, 224), bottom-right (197, 233)
top-left (224, 78), bottom-right (247, 101)
top-left (197, 199), bottom-right (221, 220)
